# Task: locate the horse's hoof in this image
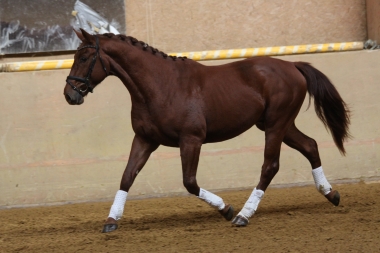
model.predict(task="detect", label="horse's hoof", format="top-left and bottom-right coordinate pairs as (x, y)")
top-left (231, 215), bottom-right (248, 227)
top-left (219, 204), bottom-right (234, 221)
top-left (325, 190), bottom-right (340, 206)
top-left (102, 223), bottom-right (118, 233)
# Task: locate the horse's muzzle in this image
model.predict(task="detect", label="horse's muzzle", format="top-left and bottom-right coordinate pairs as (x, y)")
top-left (64, 89), bottom-right (84, 105)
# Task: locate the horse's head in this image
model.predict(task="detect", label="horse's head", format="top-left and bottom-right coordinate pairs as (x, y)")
top-left (64, 29), bottom-right (109, 105)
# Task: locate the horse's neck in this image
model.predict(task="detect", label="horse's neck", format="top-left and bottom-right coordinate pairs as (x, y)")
top-left (107, 45), bottom-right (174, 103)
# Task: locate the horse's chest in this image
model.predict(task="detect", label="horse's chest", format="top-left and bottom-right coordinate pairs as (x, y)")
top-left (131, 114), bottom-right (179, 147)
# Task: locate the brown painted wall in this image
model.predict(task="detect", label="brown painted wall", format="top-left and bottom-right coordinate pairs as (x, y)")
top-left (366, 0), bottom-right (380, 42)
top-left (126, 0), bottom-right (367, 52)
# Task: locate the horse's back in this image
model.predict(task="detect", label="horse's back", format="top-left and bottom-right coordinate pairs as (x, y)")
top-left (201, 56), bottom-right (306, 96)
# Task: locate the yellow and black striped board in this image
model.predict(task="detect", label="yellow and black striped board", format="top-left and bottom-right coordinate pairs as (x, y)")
top-left (0, 42), bottom-right (363, 72)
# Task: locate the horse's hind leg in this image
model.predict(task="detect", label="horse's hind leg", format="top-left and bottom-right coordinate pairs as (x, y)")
top-left (283, 124), bottom-right (340, 206)
top-left (179, 135), bottom-right (234, 221)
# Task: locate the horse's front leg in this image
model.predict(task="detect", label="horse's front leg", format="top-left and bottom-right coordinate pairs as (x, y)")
top-left (180, 136), bottom-right (234, 221)
top-left (102, 135), bottom-right (159, 233)
top-left (232, 128), bottom-right (284, 227)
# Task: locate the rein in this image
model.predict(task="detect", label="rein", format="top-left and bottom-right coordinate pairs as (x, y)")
top-left (66, 36), bottom-right (107, 95)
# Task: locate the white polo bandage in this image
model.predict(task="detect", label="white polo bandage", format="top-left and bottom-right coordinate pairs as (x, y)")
top-left (238, 188), bottom-right (264, 219)
top-left (198, 188), bottom-right (226, 210)
top-left (312, 166), bottom-right (332, 195)
top-left (108, 190), bottom-right (128, 220)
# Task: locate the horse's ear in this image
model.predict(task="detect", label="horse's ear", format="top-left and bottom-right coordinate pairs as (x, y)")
top-left (74, 28), bottom-right (95, 43)
top-left (79, 28), bottom-right (95, 43)
top-left (73, 29), bottom-right (85, 41)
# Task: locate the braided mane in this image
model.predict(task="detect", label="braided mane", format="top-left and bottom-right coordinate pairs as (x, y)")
top-left (101, 33), bottom-right (187, 61)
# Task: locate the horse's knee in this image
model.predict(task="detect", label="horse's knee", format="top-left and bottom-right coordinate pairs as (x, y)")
top-left (257, 160), bottom-right (279, 190)
top-left (183, 177), bottom-right (199, 195)
top-left (262, 161), bottom-right (280, 178)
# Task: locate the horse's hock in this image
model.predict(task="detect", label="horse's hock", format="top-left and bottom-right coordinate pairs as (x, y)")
top-left (0, 0), bottom-right (380, 208)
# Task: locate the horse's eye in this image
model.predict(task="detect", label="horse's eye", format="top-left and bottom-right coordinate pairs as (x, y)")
top-left (80, 57), bottom-right (88, 63)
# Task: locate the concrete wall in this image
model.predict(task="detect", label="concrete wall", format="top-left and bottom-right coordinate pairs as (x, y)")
top-left (1, 50), bottom-right (379, 208)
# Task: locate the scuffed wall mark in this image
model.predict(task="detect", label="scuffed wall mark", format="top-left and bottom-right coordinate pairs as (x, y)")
top-left (291, 169), bottom-right (309, 181)
top-left (62, 116), bottom-right (100, 133)
top-left (152, 137), bottom-right (380, 160)
top-left (145, 0), bottom-right (154, 45)
top-left (0, 137), bottom-right (378, 170)
top-left (83, 116), bottom-right (100, 125)
top-left (146, 180), bottom-right (159, 193)
top-left (0, 156), bottom-right (127, 169)
top-left (0, 123), bottom-right (12, 163)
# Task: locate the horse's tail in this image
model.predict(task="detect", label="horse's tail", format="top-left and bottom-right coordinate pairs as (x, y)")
top-left (294, 62), bottom-right (351, 155)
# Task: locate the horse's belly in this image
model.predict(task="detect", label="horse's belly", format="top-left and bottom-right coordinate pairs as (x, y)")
top-left (204, 123), bottom-right (255, 143)
top-left (201, 75), bottom-right (265, 143)
top-left (204, 104), bottom-right (264, 143)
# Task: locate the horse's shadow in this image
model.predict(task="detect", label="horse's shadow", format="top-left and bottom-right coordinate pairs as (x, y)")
top-left (23, 199), bottom-right (348, 235)
top-left (113, 200), bottom-right (348, 231)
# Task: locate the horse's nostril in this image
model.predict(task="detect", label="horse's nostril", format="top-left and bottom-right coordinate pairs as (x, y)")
top-left (64, 92), bottom-right (84, 105)
top-left (64, 93), bottom-right (74, 104)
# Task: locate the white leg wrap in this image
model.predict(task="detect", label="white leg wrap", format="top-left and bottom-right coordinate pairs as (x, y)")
top-left (312, 166), bottom-right (332, 195)
top-left (238, 188), bottom-right (264, 219)
top-left (108, 190), bottom-right (128, 220)
top-left (198, 188), bottom-right (226, 210)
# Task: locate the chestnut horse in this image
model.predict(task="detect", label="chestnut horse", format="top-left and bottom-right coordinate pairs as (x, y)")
top-left (64, 29), bottom-right (350, 233)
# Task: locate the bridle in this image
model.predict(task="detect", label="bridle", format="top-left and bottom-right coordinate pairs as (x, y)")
top-left (66, 35), bottom-right (107, 95)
